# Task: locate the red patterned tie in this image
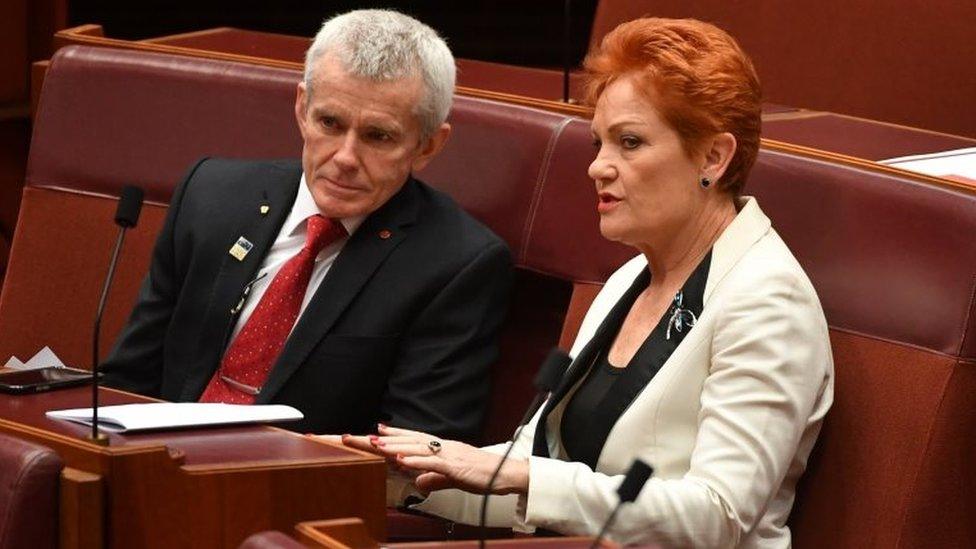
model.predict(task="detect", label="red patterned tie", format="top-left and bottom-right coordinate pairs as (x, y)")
top-left (199, 215), bottom-right (346, 404)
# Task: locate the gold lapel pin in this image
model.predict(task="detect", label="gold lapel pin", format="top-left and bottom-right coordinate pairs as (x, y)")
top-left (229, 236), bottom-right (254, 261)
top-left (378, 229), bottom-right (392, 240)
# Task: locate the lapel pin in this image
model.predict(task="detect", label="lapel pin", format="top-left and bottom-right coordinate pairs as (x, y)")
top-left (228, 236), bottom-right (254, 261)
top-left (259, 204), bottom-right (270, 215)
top-left (378, 229), bottom-right (392, 240)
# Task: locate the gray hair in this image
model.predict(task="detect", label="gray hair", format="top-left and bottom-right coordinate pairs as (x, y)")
top-left (304, 9), bottom-right (456, 140)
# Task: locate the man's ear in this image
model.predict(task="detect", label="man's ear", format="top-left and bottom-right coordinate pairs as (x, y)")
top-left (411, 123), bottom-right (452, 172)
top-left (701, 132), bottom-right (737, 183)
top-left (294, 82), bottom-right (309, 140)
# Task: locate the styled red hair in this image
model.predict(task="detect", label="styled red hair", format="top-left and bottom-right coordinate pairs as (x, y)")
top-left (584, 18), bottom-right (762, 195)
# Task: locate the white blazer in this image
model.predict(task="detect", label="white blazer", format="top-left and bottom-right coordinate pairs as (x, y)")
top-left (411, 197), bottom-right (834, 549)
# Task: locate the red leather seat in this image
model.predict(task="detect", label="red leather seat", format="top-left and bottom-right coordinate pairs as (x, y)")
top-left (0, 433), bottom-right (63, 549)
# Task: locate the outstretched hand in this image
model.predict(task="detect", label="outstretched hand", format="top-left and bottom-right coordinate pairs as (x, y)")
top-left (341, 424), bottom-right (529, 496)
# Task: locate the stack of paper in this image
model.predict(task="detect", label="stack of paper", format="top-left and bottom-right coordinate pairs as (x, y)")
top-left (46, 402), bottom-right (304, 433)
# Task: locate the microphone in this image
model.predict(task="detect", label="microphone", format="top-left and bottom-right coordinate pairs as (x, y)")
top-left (478, 348), bottom-right (571, 547)
top-left (90, 185), bottom-right (144, 445)
top-left (589, 460), bottom-right (654, 549)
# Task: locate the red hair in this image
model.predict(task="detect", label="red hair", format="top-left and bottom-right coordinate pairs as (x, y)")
top-left (584, 18), bottom-right (762, 195)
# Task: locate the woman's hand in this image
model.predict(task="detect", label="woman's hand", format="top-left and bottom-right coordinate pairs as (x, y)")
top-left (343, 424), bottom-right (529, 496)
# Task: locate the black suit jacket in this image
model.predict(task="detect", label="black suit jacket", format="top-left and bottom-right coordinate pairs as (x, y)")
top-left (103, 158), bottom-right (512, 439)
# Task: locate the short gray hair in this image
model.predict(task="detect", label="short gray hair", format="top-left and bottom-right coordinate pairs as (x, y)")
top-left (304, 9), bottom-right (456, 140)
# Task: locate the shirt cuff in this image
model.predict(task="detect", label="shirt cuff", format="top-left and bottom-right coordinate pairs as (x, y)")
top-left (387, 473), bottom-right (421, 507)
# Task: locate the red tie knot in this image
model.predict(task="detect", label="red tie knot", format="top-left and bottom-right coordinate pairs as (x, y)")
top-left (305, 215), bottom-right (346, 254)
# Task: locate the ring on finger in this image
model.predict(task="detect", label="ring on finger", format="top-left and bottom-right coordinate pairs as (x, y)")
top-left (427, 440), bottom-right (442, 454)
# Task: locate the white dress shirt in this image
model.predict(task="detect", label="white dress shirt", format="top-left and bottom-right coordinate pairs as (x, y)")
top-left (228, 174), bottom-right (365, 344)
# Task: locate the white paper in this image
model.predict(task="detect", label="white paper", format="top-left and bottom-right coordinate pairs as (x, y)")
top-left (46, 402), bottom-right (304, 433)
top-left (25, 346), bottom-right (66, 369)
top-left (3, 355), bottom-right (26, 369)
top-left (881, 147), bottom-right (976, 180)
top-left (3, 346), bottom-right (66, 370)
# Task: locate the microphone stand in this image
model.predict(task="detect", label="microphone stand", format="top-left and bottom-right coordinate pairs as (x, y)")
top-left (89, 224), bottom-right (127, 446)
top-left (477, 349), bottom-right (571, 548)
top-left (588, 460), bottom-right (654, 549)
top-left (89, 186), bottom-right (143, 445)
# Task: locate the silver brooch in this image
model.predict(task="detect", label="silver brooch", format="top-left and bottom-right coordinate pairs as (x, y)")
top-left (665, 290), bottom-right (697, 340)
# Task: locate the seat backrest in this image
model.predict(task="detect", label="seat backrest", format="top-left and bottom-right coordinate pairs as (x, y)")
top-left (748, 147), bottom-right (976, 548)
top-left (589, 0), bottom-right (976, 137)
top-left (0, 433), bottom-right (62, 549)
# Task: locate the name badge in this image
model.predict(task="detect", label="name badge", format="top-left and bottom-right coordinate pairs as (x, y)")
top-left (228, 236), bottom-right (254, 261)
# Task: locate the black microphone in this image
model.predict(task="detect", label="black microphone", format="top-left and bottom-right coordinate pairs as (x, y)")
top-left (90, 185), bottom-right (144, 445)
top-left (478, 348), bottom-right (571, 548)
top-left (589, 460), bottom-right (654, 549)
top-left (114, 186), bottom-right (144, 228)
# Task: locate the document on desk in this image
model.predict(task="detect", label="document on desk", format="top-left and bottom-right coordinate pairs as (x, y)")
top-left (881, 146), bottom-right (976, 184)
top-left (46, 402), bottom-right (303, 433)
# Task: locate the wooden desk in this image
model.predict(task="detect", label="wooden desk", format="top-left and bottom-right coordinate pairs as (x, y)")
top-left (294, 518), bottom-right (624, 548)
top-left (0, 385), bottom-right (385, 548)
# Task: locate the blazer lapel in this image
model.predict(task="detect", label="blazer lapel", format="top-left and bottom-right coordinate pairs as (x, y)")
top-left (180, 163), bottom-right (300, 400)
top-left (256, 179), bottom-right (421, 403)
top-left (703, 196), bottom-right (771, 304)
top-left (532, 268), bottom-right (650, 457)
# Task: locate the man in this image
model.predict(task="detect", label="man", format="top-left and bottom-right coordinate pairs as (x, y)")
top-left (102, 10), bottom-right (512, 440)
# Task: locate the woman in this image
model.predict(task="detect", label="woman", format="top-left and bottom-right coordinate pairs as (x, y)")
top-left (343, 17), bottom-right (833, 548)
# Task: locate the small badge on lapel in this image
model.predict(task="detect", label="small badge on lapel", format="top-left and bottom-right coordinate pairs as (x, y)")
top-left (228, 236), bottom-right (254, 261)
top-left (259, 204), bottom-right (270, 215)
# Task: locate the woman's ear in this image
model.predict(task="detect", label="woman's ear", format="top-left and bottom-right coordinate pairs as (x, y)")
top-left (701, 132), bottom-right (737, 184)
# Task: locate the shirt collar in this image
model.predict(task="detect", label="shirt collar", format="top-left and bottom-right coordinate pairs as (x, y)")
top-left (283, 173), bottom-right (366, 237)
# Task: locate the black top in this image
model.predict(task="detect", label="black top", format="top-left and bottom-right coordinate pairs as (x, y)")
top-left (560, 350), bottom-right (624, 461)
top-left (548, 252), bottom-right (712, 469)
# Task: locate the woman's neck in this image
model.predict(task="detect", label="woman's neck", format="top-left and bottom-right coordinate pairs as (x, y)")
top-left (638, 198), bottom-right (737, 289)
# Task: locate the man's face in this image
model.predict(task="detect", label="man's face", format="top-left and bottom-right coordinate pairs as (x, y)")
top-left (295, 54), bottom-right (450, 219)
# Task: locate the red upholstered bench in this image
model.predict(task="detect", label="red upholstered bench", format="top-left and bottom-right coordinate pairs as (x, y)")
top-left (4, 45), bottom-right (974, 547)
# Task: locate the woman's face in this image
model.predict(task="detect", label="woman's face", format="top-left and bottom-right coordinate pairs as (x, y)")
top-left (588, 75), bottom-right (705, 249)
